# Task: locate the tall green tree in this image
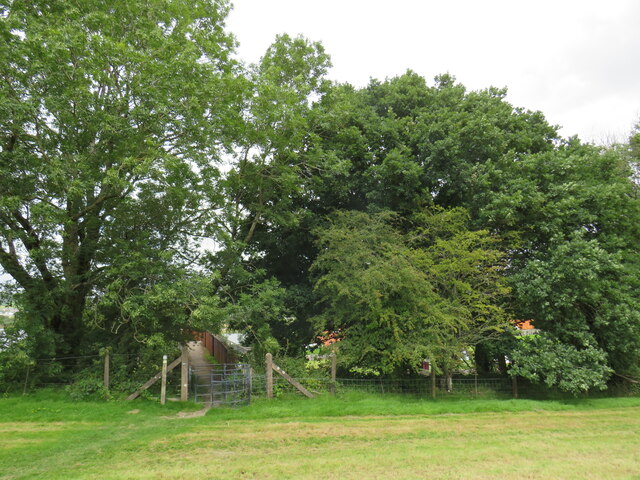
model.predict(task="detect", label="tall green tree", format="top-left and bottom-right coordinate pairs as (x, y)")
top-left (478, 141), bottom-right (640, 387)
top-left (312, 209), bottom-right (510, 376)
top-left (0, 0), bottom-right (242, 355)
top-left (311, 210), bottom-right (441, 374)
top-left (219, 33), bottom-right (331, 247)
top-left (244, 71), bottom-right (557, 352)
top-left (299, 72), bottom-right (559, 215)
top-left (208, 34), bottom-right (331, 353)
top-left (409, 208), bottom-right (511, 380)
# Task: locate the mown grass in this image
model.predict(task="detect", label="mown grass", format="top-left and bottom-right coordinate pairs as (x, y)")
top-left (1, 390), bottom-right (640, 479)
top-left (209, 391), bottom-right (640, 420)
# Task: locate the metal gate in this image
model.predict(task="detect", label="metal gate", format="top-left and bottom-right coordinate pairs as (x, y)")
top-left (189, 363), bottom-right (251, 407)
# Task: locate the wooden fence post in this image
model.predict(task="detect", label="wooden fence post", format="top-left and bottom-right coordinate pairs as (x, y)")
top-left (431, 359), bottom-right (436, 400)
top-left (266, 353), bottom-right (273, 399)
top-left (474, 371), bottom-right (478, 398)
top-left (23, 365), bottom-right (30, 395)
top-left (126, 356), bottom-right (182, 401)
top-left (271, 363), bottom-right (315, 398)
top-left (512, 375), bottom-right (518, 399)
top-left (103, 350), bottom-right (110, 391)
top-left (330, 352), bottom-right (337, 396)
top-left (160, 355), bottom-right (168, 405)
top-left (180, 345), bottom-right (189, 402)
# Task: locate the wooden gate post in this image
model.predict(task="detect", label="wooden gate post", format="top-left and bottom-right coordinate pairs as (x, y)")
top-left (160, 355), bottom-right (168, 405)
top-left (266, 353), bottom-right (273, 398)
top-left (180, 345), bottom-right (189, 402)
top-left (103, 350), bottom-right (110, 391)
top-left (330, 352), bottom-right (337, 396)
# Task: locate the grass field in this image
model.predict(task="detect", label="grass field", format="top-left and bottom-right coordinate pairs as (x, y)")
top-left (1, 391), bottom-right (640, 479)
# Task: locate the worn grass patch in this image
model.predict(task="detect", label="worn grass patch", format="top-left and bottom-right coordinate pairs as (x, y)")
top-left (1, 391), bottom-right (639, 479)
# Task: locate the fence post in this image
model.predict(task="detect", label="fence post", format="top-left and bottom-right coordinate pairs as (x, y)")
top-left (512, 375), bottom-right (518, 399)
top-left (103, 350), bottom-right (110, 391)
top-left (474, 372), bottom-right (478, 398)
top-left (160, 355), bottom-right (168, 405)
top-left (23, 364), bottom-right (30, 395)
top-left (266, 353), bottom-right (273, 398)
top-left (180, 345), bottom-right (189, 402)
top-left (431, 359), bottom-right (436, 399)
top-left (330, 352), bottom-right (337, 395)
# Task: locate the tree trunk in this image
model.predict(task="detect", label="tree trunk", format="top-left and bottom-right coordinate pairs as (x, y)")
top-left (498, 354), bottom-right (508, 375)
top-left (474, 343), bottom-right (492, 374)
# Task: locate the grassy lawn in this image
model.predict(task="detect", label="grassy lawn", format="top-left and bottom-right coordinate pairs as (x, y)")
top-left (1, 391), bottom-right (640, 479)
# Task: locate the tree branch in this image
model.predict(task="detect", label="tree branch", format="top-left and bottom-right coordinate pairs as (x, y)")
top-left (0, 240), bottom-right (36, 291)
top-left (70, 191), bottom-right (119, 222)
top-left (243, 212), bottom-right (261, 244)
top-left (7, 210), bottom-right (57, 289)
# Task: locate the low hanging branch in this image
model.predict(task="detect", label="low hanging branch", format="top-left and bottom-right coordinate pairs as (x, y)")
top-left (614, 372), bottom-right (640, 384)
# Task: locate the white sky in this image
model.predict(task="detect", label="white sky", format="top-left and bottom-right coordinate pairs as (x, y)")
top-left (226, 0), bottom-right (640, 144)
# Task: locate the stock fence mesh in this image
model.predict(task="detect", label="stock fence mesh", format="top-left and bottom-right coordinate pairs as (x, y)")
top-left (252, 374), bottom-right (517, 399)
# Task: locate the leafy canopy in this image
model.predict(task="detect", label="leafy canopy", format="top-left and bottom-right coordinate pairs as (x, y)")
top-left (0, 0), bottom-right (242, 355)
top-left (312, 208), bottom-right (510, 375)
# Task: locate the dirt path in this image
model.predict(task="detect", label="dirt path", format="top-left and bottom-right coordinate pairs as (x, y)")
top-left (186, 340), bottom-right (210, 370)
top-left (160, 342), bottom-right (214, 419)
top-left (186, 341), bottom-right (214, 409)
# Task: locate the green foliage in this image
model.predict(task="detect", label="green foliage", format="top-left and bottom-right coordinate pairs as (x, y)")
top-left (312, 208), bottom-right (511, 375)
top-left (220, 33), bottom-right (331, 243)
top-left (219, 275), bottom-right (290, 360)
top-left (66, 375), bottom-right (111, 401)
top-left (511, 233), bottom-right (640, 376)
top-left (477, 142), bottom-right (640, 382)
top-left (409, 207), bottom-right (511, 375)
top-left (510, 334), bottom-right (612, 394)
top-left (477, 142), bottom-right (639, 253)
top-left (312, 210), bottom-right (439, 374)
top-left (0, 0), bottom-right (242, 355)
top-left (239, 71), bottom-right (559, 366)
top-left (87, 273), bottom-right (223, 345)
top-left (205, 34), bottom-right (333, 356)
top-left (201, 237), bottom-right (294, 358)
top-left (0, 4), bottom-right (638, 397)
top-left (0, 324), bottom-right (33, 387)
top-left (629, 123), bottom-right (640, 162)
top-left (301, 71), bottom-right (558, 215)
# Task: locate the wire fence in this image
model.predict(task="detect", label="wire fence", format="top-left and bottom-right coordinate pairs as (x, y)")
top-left (252, 374), bottom-right (516, 399)
top-left (4, 355), bottom-right (638, 402)
top-left (251, 373), bottom-right (640, 400)
top-left (1, 352), bottom-right (183, 399)
top-left (11, 354), bottom-right (122, 390)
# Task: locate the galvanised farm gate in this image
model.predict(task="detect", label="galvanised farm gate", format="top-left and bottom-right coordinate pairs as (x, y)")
top-left (189, 363), bottom-right (252, 406)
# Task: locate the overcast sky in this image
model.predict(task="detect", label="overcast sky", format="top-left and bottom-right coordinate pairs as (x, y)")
top-left (226, 0), bottom-right (640, 144)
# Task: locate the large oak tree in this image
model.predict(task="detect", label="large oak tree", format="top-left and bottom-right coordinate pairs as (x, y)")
top-left (0, 0), bottom-right (242, 355)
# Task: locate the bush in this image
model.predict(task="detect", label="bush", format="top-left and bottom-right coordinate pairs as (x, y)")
top-left (66, 376), bottom-right (111, 401)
